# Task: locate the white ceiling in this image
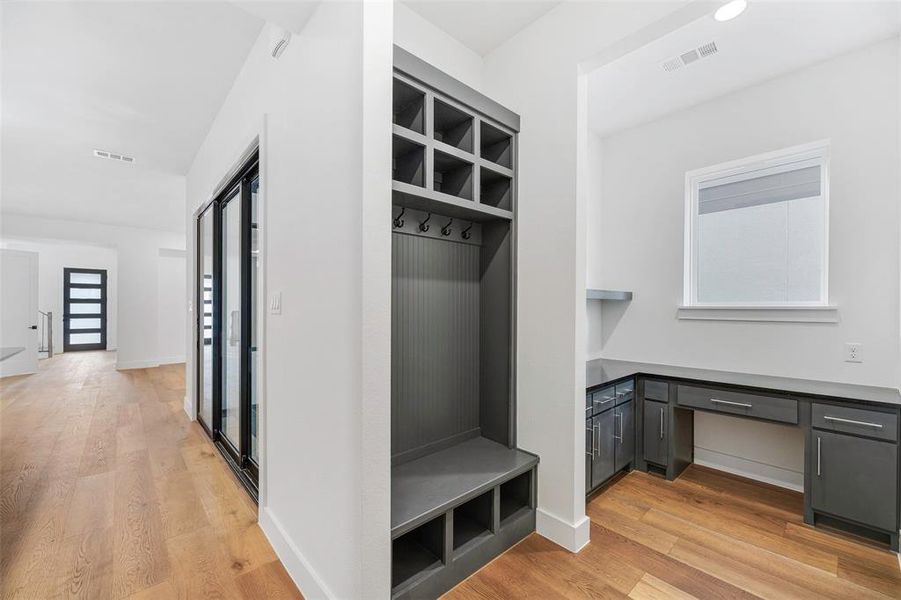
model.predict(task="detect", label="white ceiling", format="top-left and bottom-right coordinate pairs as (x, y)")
top-left (1, 2), bottom-right (264, 234)
top-left (588, 1), bottom-right (901, 137)
top-left (402, 0), bottom-right (561, 55)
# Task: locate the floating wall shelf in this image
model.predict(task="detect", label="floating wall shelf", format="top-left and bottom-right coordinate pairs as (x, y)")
top-left (587, 289), bottom-right (633, 301)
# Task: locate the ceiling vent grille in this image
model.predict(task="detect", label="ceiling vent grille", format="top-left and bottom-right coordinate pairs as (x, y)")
top-left (662, 40), bottom-right (718, 73)
top-left (93, 149), bottom-right (135, 163)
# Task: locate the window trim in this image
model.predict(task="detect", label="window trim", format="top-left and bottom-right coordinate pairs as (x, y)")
top-left (683, 140), bottom-right (831, 311)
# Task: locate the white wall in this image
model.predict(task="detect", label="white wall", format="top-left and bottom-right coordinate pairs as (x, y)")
top-left (158, 249), bottom-right (186, 364)
top-left (589, 38), bottom-right (900, 489)
top-left (0, 238), bottom-right (118, 355)
top-left (184, 3), bottom-right (392, 597)
top-left (393, 2), bottom-right (483, 91)
top-left (480, 0), bottom-right (692, 551)
top-left (0, 214), bottom-right (185, 369)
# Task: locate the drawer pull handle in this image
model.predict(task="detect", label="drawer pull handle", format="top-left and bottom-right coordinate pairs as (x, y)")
top-left (597, 396), bottom-right (615, 405)
top-left (710, 398), bottom-right (753, 409)
top-left (614, 412), bottom-right (623, 442)
top-left (586, 423), bottom-right (593, 457)
top-left (659, 407), bottom-right (664, 440)
top-left (593, 423), bottom-right (601, 457)
top-left (823, 415), bottom-right (883, 429)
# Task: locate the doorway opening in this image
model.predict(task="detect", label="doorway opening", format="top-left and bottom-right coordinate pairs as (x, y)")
top-left (63, 268), bottom-right (107, 352)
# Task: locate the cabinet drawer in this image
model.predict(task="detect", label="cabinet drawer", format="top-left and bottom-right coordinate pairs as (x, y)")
top-left (615, 380), bottom-right (634, 405)
top-left (676, 385), bottom-right (798, 424)
top-left (643, 380), bottom-right (668, 403)
top-left (812, 404), bottom-right (898, 442)
top-left (592, 386), bottom-right (616, 415)
top-left (585, 393), bottom-right (593, 419)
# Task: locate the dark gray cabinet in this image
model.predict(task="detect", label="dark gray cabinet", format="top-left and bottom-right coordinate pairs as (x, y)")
top-left (586, 387), bottom-right (635, 494)
top-left (614, 401), bottom-right (634, 472)
top-left (811, 429), bottom-right (898, 532)
top-left (643, 400), bottom-right (667, 467)
top-left (592, 410), bottom-right (615, 485)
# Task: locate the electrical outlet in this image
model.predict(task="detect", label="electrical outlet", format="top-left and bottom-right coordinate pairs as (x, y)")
top-left (845, 343), bottom-right (863, 363)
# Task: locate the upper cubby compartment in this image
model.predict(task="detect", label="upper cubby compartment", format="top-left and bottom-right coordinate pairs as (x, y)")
top-left (434, 99), bottom-right (474, 153)
top-left (393, 136), bottom-right (425, 188)
top-left (480, 121), bottom-right (513, 169)
top-left (434, 150), bottom-right (473, 201)
top-left (480, 166), bottom-right (512, 211)
top-left (394, 78), bottom-right (425, 135)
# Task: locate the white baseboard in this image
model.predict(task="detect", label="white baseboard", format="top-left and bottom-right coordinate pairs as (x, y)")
top-left (694, 447), bottom-right (803, 492)
top-left (183, 395), bottom-right (194, 421)
top-left (259, 507), bottom-right (335, 600)
top-left (158, 355), bottom-right (186, 365)
top-left (536, 508), bottom-right (591, 552)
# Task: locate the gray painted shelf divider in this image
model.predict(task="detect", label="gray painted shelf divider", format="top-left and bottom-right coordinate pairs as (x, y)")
top-left (392, 437), bottom-right (538, 538)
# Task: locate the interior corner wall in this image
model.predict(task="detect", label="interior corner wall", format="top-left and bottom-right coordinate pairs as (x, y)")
top-left (589, 38), bottom-right (900, 489)
top-left (184, 3), bottom-right (392, 597)
top-left (0, 213), bottom-right (184, 368)
top-left (393, 2), bottom-right (483, 91)
top-left (480, 1), bottom-right (689, 551)
top-left (158, 249), bottom-right (186, 364)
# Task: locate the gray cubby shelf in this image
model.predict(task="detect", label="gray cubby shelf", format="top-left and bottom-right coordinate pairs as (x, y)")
top-left (479, 166), bottom-right (512, 211)
top-left (499, 470), bottom-right (532, 525)
top-left (391, 437), bottom-right (537, 537)
top-left (392, 515), bottom-right (444, 592)
top-left (480, 120), bottom-right (513, 169)
top-left (393, 135), bottom-right (425, 188)
top-left (393, 78), bottom-right (425, 135)
top-left (434, 98), bottom-right (474, 153)
top-left (453, 491), bottom-right (493, 552)
top-left (393, 182), bottom-right (512, 222)
top-left (433, 150), bottom-right (473, 200)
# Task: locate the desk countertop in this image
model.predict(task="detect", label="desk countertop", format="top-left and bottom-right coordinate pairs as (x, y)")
top-left (587, 358), bottom-right (901, 406)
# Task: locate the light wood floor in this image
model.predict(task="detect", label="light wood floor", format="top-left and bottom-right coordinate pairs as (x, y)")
top-left (0, 351), bottom-right (302, 600)
top-left (5, 352), bottom-right (900, 599)
top-left (447, 467), bottom-right (901, 599)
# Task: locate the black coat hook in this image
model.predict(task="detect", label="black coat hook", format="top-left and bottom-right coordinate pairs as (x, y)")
top-left (461, 221), bottom-right (474, 240)
top-left (393, 207), bottom-right (405, 228)
top-left (419, 213), bottom-right (431, 232)
top-left (441, 218), bottom-right (453, 237)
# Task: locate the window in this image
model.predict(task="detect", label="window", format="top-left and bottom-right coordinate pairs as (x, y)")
top-left (684, 141), bottom-right (830, 309)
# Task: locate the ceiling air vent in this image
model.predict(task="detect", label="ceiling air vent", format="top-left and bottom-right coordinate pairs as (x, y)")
top-left (93, 149), bottom-right (135, 163)
top-left (661, 40), bottom-right (719, 73)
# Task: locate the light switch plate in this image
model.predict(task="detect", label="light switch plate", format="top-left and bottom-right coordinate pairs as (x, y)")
top-left (270, 292), bottom-right (282, 315)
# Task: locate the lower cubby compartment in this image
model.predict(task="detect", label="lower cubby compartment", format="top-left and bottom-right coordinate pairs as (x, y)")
top-left (453, 491), bottom-right (493, 551)
top-left (499, 469), bottom-right (531, 524)
top-left (392, 515), bottom-right (445, 591)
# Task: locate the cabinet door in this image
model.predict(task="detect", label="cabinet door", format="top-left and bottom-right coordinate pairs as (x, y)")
top-left (643, 400), bottom-right (668, 467)
top-left (812, 430), bottom-right (898, 532)
top-left (615, 401), bottom-right (634, 472)
top-left (593, 411), bottom-right (615, 487)
top-left (585, 419), bottom-right (593, 492)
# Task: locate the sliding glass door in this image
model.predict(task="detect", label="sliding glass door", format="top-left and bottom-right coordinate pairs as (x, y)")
top-left (195, 151), bottom-right (259, 497)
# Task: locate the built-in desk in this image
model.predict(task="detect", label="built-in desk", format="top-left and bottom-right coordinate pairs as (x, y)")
top-left (586, 359), bottom-right (901, 551)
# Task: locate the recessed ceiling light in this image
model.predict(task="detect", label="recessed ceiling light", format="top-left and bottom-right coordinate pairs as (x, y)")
top-left (714, 0), bottom-right (747, 22)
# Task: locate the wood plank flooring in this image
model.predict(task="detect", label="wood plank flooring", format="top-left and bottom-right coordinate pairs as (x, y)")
top-left (445, 468), bottom-right (901, 599)
top-left (0, 351), bottom-right (302, 600)
top-left (5, 351), bottom-right (900, 599)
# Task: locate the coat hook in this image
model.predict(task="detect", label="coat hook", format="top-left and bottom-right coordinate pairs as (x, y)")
top-left (393, 207), bottom-right (405, 229)
top-left (441, 218), bottom-right (453, 237)
top-left (461, 221), bottom-right (474, 240)
top-left (419, 213), bottom-right (431, 232)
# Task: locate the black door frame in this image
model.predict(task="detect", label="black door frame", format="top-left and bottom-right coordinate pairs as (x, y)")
top-left (194, 150), bottom-right (259, 500)
top-left (196, 204), bottom-right (220, 438)
top-left (63, 268), bottom-right (107, 352)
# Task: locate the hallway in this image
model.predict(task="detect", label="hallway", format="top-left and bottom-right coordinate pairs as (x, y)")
top-left (0, 352), bottom-right (301, 599)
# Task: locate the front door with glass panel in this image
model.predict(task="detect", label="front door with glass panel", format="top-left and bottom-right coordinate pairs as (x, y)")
top-left (194, 152), bottom-right (259, 497)
top-left (63, 268), bottom-right (107, 352)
